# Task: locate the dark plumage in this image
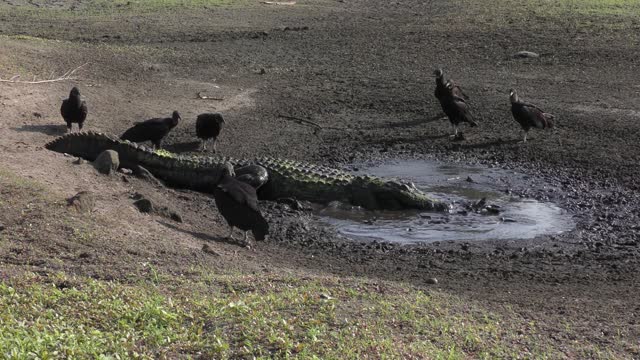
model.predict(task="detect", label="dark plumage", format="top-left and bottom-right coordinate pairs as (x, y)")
top-left (120, 111), bottom-right (181, 149)
top-left (433, 68), bottom-right (469, 102)
top-left (439, 91), bottom-right (478, 138)
top-left (510, 89), bottom-right (554, 142)
top-left (195, 113), bottom-right (225, 152)
top-left (60, 87), bottom-right (88, 132)
top-left (213, 164), bottom-right (269, 244)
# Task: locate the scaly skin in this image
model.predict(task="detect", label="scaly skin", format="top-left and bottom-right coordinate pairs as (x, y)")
top-left (45, 132), bottom-right (448, 211)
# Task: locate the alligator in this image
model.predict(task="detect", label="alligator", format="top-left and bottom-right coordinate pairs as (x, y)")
top-left (45, 132), bottom-right (449, 211)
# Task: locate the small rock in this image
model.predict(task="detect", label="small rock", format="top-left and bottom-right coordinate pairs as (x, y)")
top-left (133, 198), bottom-right (154, 213)
top-left (133, 165), bottom-right (163, 186)
top-left (202, 244), bottom-right (220, 256)
top-left (0, 224), bottom-right (5, 231)
top-left (78, 252), bottom-right (91, 259)
top-left (73, 157), bottom-right (86, 165)
top-left (32, 112), bottom-right (42, 118)
top-left (486, 206), bottom-right (501, 215)
top-left (465, 176), bottom-right (475, 183)
top-left (513, 51), bottom-right (539, 58)
top-left (93, 150), bottom-right (119, 175)
top-left (319, 293), bottom-right (334, 300)
top-left (501, 217), bottom-right (517, 223)
top-left (67, 191), bottom-right (96, 213)
top-left (121, 176), bottom-right (129, 183)
top-left (120, 168), bottom-right (133, 175)
top-left (426, 278), bottom-right (438, 284)
top-left (170, 212), bottom-right (183, 223)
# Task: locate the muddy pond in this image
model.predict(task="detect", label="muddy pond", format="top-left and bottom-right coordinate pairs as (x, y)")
top-left (316, 160), bottom-right (575, 244)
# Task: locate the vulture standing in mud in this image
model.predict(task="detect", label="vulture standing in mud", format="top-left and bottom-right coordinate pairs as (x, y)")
top-left (60, 86), bottom-right (88, 132)
top-left (440, 93), bottom-right (478, 139)
top-left (120, 111), bottom-right (181, 149)
top-left (195, 113), bottom-right (225, 152)
top-left (433, 69), bottom-right (477, 139)
top-left (510, 89), bottom-right (554, 142)
top-left (213, 164), bottom-right (269, 245)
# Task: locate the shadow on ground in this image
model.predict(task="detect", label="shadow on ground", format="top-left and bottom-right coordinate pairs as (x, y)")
top-left (12, 124), bottom-right (68, 136)
top-left (158, 221), bottom-right (247, 247)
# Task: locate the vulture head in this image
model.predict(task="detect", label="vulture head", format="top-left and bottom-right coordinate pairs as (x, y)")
top-left (509, 89), bottom-right (519, 103)
top-left (171, 110), bottom-right (181, 126)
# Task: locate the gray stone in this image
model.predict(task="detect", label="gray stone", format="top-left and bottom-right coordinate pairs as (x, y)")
top-left (73, 157), bottom-right (86, 165)
top-left (133, 165), bottom-right (163, 187)
top-left (170, 212), bottom-right (183, 223)
top-left (67, 191), bottom-right (96, 213)
top-left (133, 198), bottom-right (154, 213)
top-left (93, 150), bottom-right (119, 175)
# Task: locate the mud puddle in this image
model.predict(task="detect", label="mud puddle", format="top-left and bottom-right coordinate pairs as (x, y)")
top-left (316, 160), bottom-right (575, 244)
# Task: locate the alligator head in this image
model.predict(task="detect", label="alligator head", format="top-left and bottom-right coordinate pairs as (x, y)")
top-left (351, 176), bottom-right (449, 211)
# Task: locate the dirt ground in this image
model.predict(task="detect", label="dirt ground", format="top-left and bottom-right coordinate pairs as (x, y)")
top-left (1, 0), bottom-right (639, 356)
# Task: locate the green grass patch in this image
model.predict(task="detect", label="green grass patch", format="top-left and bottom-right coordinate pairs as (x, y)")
top-left (0, 271), bottom-right (628, 359)
top-left (446, 0), bottom-right (640, 32)
top-left (0, 0), bottom-right (244, 20)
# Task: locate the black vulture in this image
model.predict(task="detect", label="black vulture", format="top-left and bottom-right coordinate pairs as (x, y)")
top-left (120, 111), bottom-right (181, 149)
top-left (510, 89), bottom-right (554, 142)
top-left (433, 68), bottom-right (469, 102)
top-left (195, 113), bottom-right (225, 152)
top-left (213, 164), bottom-right (269, 244)
top-left (439, 91), bottom-right (478, 139)
top-left (60, 87), bottom-right (88, 132)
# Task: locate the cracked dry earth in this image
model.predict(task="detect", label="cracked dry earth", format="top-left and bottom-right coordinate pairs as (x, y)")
top-left (0, 0), bottom-right (639, 355)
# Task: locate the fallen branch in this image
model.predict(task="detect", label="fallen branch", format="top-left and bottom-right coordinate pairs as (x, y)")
top-left (277, 114), bottom-right (350, 133)
top-left (261, 1), bottom-right (296, 5)
top-left (0, 63), bottom-right (88, 84)
top-left (196, 92), bottom-right (224, 101)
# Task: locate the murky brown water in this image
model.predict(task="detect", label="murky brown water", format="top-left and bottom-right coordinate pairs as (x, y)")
top-left (317, 160), bottom-right (575, 244)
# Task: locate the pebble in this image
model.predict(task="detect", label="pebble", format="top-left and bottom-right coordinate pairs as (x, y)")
top-left (426, 278), bottom-right (438, 284)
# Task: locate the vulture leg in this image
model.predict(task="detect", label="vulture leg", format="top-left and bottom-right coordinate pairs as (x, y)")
top-left (201, 139), bottom-right (207, 152)
top-left (450, 124), bottom-right (459, 138)
top-left (243, 231), bottom-right (249, 243)
top-left (66, 123), bottom-right (73, 133)
top-left (212, 139), bottom-right (217, 154)
top-left (522, 131), bottom-right (528, 143)
top-left (226, 226), bottom-right (235, 240)
top-left (78, 122), bottom-right (84, 131)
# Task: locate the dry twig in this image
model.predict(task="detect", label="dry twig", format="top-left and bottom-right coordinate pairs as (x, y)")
top-left (278, 114), bottom-right (350, 135)
top-left (196, 92), bottom-right (225, 101)
top-left (261, 1), bottom-right (296, 5)
top-left (0, 63), bottom-right (88, 84)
